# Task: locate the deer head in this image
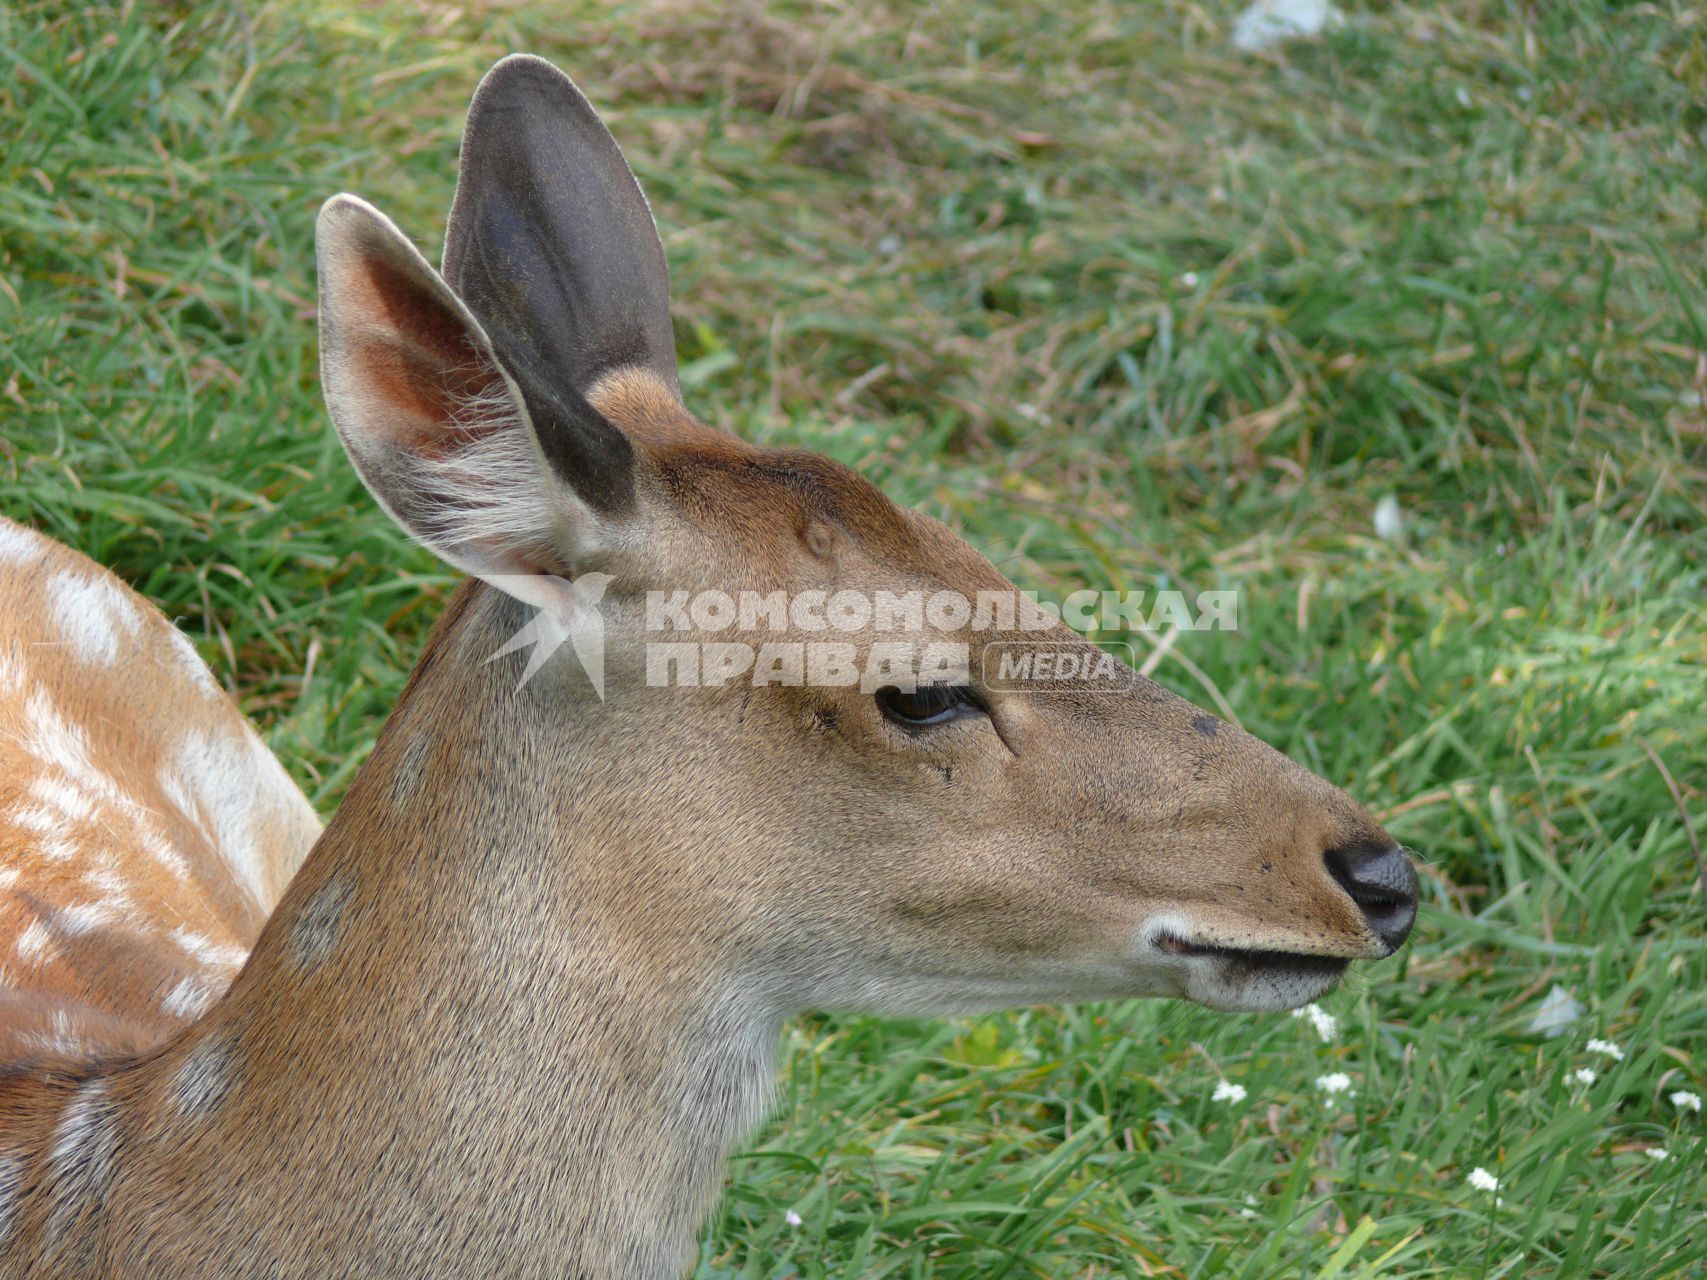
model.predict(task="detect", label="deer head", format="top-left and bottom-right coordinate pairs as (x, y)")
top-left (315, 54), bottom-right (1415, 1025)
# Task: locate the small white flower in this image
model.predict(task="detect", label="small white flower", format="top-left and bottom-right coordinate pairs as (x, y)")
top-left (1213, 1080), bottom-right (1248, 1104)
top-left (785, 1209), bottom-right (803, 1227)
top-left (1455, 87), bottom-right (1472, 108)
top-left (1670, 1091), bottom-right (1702, 1114)
top-left (1316, 1072), bottom-right (1355, 1097)
top-left (1467, 1167), bottom-right (1501, 1202)
top-left (1572, 1068), bottom-right (1597, 1086)
top-left (1372, 495), bottom-right (1404, 542)
top-left (1180, 271), bottom-right (1200, 288)
top-left (1646, 1148), bottom-right (1669, 1162)
top-left (1291, 1003), bottom-right (1337, 1042)
top-left (1585, 1038), bottom-right (1624, 1061)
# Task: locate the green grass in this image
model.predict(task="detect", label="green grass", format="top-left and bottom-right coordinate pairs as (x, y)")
top-left (3, 0), bottom-right (1705, 1274)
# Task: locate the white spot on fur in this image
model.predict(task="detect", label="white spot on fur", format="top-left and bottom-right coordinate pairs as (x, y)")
top-left (8, 687), bottom-right (188, 881)
top-left (81, 865), bottom-right (134, 906)
top-left (170, 927), bottom-right (248, 972)
top-left (0, 520), bottom-right (46, 567)
top-left (11, 805), bottom-right (59, 834)
top-left (53, 1082), bottom-right (112, 1164)
top-left (48, 1079), bottom-right (118, 1241)
top-left (162, 626), bottom-right (221, 698)
top-left (0, 1152), bottom-right (21, 1252)
top-left (17, 918), bottom-right (57, 963)
top-left (14, 688), bottom-right (185, 871)
top-left (29, 773), bottom-right (95, 824)
top-left (159, 725), bottom-right (315, 909)
top-left (9, 794), bottom-right (85, 863)
top-left (289, 875), bottom-right (354, 969)
top-left (46, 571), bottom-right (141, 667)
top-left (23, 1011), bottom-right (90, 1059)
top-left (388, 724), bottom-right (433, 808)
top-left (17, 687), bottom-right (95, 779)
top-left (162, 973), bottom-right (221, 1020)
top-left (171, 1037), bottom-right (236, 1117)
top-left (56, 902), bottom-right (118, 937)
top-left (0, 648), bottom-right (23, 695)
top-left (144, 832), bottom-right (191, 881)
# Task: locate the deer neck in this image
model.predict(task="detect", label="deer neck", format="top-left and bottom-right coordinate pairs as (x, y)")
top-left (89, 583), bottom-right (780, 1279)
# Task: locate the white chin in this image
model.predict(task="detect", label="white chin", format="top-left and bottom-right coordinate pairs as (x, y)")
top-left (1184, 955), bottom-right (1349, 1013)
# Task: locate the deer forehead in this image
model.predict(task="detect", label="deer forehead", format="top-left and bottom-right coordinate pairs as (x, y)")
top-left (584, 376), bottom-right (965, 582)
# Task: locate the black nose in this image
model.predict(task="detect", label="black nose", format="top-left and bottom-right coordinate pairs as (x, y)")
top-left (1323, 841), bottom-right (1417, 952)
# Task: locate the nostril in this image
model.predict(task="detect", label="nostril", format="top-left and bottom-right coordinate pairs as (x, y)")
top-left (1323, 841), bottom-right (1418, 951)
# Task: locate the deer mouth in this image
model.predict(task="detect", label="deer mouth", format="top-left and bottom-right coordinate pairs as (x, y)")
top-left (1153, 931), bottom-right (1352, 980)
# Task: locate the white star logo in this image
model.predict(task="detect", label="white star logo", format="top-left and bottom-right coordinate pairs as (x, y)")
top-left (483, 573), bottom-right (613, 696)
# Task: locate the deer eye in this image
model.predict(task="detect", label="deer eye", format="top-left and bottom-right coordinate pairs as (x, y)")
top-left (874, 683), bottom-right (983, 729)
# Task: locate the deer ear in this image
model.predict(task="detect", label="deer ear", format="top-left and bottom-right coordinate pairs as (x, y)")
top-left (315, 193), bottom-right (634, 610)
top-left (443, 54), bottom-right (681, 407)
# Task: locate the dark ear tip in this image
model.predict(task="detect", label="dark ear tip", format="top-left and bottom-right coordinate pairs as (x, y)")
top-left (485, 52), bottom-right (567, 79)
top-left (472, 52), bottom-right (592, 114)
top-left (446, 52), bottom-right (681, 409)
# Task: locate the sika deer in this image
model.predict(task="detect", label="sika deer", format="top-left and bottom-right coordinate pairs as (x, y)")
top-left (0, 55), bottom-right (1416, 1279)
